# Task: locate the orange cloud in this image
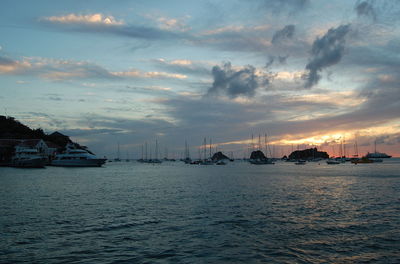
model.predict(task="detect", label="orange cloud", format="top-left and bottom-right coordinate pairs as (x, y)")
top-left (43, 13), bottom-right (124, 26)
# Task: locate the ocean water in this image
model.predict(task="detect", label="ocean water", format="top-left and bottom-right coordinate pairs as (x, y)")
top-left (1, 159), bottom-right (400, 263)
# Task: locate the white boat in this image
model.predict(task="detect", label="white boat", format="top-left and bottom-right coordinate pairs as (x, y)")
top-left (11, 146), bottom-right (46, 168)
top-left (51, 144), bottom-right (106, 167)
top-left (326, 159), bottom-right (340, 165)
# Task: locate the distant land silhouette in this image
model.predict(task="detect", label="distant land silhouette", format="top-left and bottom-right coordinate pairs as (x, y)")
top-left (288, 148), bottom-right (329, 160)
top-left (0, 115), bottom-right (89, 163)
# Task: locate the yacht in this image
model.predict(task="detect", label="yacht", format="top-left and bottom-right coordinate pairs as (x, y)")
top-left (365, 152), bottom-right (391, 159)
top-left (326, 159), bottom-right (340, 165)
top-left (11, 146), bottom-right (46, 168)
top-left (51, 144), bottom-right (107, 167)
top-left (365, 140), bottom-right (391, 158)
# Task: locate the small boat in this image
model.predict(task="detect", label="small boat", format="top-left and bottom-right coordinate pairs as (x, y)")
top-left (11, 146), bottom-right (46, 168)
top-left (216, 160), bottom-right (226, 165)
top-left (249, 159), bottom-right (275, 165)
top-left (351, 157), bottom-right (374, 164)
top-left (200, 159), bottom-right (214, 165)
top-left (51, 144), bottom-right (107, 167)
top-left (326, 159), bottom-right (340, 165)
top-left (295, 160), bottom-right (306, 165)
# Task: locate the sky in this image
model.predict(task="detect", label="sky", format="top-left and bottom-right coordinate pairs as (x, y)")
top-left (1, 0), bottom-right (400, 158)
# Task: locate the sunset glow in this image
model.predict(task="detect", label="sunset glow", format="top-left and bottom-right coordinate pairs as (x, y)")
top-left (1, 0), bottom-right (399, 158)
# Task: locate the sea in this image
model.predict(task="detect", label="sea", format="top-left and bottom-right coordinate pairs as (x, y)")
top-left (1, 159), bottom-right (400, 263)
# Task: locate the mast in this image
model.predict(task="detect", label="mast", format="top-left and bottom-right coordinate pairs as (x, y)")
top-left (203, 137), bottom-right (207, 160)
top-left (209, 138), bottom-right (212, 159)
top-left (343, 136), bottom-right (346, 157)
top-left (117, 142), bottom-right (120, 159)
top-left (145, 141), bottom-right (148, 160)
top-left (354, 135), bottom-right (359, 158)
top-left (264, 133), bottom-right (267, 158)
top-left (155, 139), bottom-right (158, 160)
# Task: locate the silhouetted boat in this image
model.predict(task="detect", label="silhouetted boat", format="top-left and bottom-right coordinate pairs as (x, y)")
top-left (295, 160), bottom-right (306, 165)
top-left (351, 157), bottom-right (374, 164)
top-left (11, 146), bottom-right (46, 168)
top-left (326, 159), bottom-right (340, 165)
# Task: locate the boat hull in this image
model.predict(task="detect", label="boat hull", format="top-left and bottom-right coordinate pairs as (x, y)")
top-left (11, 158), bottom-right (46, 168)
top-left (50, 159), bottom-right (107, 167)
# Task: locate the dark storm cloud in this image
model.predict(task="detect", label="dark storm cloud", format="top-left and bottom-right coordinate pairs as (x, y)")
top-left (272, 25), bottom-right (295, 44)
top-left (304, 24), bottom-right (351, 88)
top-left (355, 1), bottom-right (376, 20)
top-left (207, 62), bottom-right (269, 98)
top-left (354, 0), bottom-right (400, 24)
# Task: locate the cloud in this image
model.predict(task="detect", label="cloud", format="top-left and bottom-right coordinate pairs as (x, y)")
top-left (42, 13), bottom-right (124, 26)
top-left (195, 25), bottom-right (272, 53)
top-left (152, 15), bottom-right (191, 32)
top-left (207, 62), bottom-right (270, 98)
top-left (61, 128), bottom-right (124, 137)
top-left (152, 58), bottom-right (210, 76)
top-left (304, 24), bottom-right (351, 88)
top-left (113, 70), bottom-right (187, 79)
top-left (0, 55), bottom-right (187, 81)
top-left (259, 0), bottom-right (309, 14)
top-left (354, 0), bottom-right (400, 24)
top-left (272, 25), bottom-right (295, 44)
top-left (355, 1), bottom-right (376, 20)
top-left (0, 56), bottom-right (31, 74)
top-left (40, 13), bottom-right (189, 41)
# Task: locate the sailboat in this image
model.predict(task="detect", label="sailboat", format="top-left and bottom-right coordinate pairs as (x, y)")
top-left (249, 134), bottom-right (274, 165)
top-left (149, 139), bottom-right (162, 163)
top-left (183, 140), bottom-right (192, 164)
top-left (114, 142), bottom-right (121, 162)
top-left (200, 138), bottom-right (214, 165)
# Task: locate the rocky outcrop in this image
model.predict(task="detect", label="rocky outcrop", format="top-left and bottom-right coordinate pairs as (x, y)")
top-left (288, 148), bottom-right (329, 160)
top-left (250, 150), bottom-right (267, 160)
top-left (211, 151), bottom-right (230, 161)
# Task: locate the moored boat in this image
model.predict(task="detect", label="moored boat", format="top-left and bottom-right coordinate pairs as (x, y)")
top-left (326, 159), bottom-right (340, 165)
top-left (51, 144), bottom-right (106, 167)
top-left (11, 146), bottom-right (46, 168)
top-left (295, 160), bottom-right (306, 165)
top-left (365, 152), bottom-right (391, 159)
top-left (351, 157), bottom-right (374, 164)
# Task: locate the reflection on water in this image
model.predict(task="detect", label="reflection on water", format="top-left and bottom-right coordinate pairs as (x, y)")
top-left (1, 160), bottom-right (400, 263)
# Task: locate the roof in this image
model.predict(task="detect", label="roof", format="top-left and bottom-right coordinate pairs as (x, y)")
top-left (18, 139), bottom-right (43, 148)
top-left (45, 141), bottom-right (61, 149)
